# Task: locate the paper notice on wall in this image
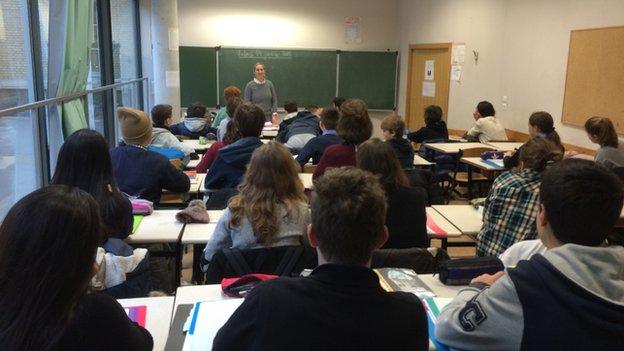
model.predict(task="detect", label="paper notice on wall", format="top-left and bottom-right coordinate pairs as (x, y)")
top-left (424, 60), bottom-right (435, 80)
top-left (168, 28), bottom-right (179, 51)
top-left (451, 65), bottom-right (462, 81)
top-left (166, 70), bottom-right (180, 88)
top-left (422, 81), bottom-right (436, 97)
top-left (452, 44), bottom-right (466, 64)
top-left (344, 16), bottom-right (362, 44)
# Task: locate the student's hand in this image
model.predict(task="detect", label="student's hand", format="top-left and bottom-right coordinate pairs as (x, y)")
top-left (272, 112), bottom-right (279, 125)
top-left (471, 271), bottom-right (505, 286)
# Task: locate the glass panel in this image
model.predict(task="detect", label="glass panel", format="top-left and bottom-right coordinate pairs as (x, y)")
top-left (38, 0), bottom-right (49, 96)
top-left (110, 0), bottom-right (139, 82)
top-left (0, 0), bottom-right (35, 109)
top-left (88, 4), bottom-right (102, 89)
top-left (89, 91), bottom-right (106, 135)
top-left (0, 111), bottom-right (40, 219)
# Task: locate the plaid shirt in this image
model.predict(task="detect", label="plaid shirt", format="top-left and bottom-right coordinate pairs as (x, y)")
top-left (477, 169), bottom-right (542, 256)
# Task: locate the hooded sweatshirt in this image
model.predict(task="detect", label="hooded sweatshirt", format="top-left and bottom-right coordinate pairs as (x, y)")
top-left (169, 118), bottom-right (212, 139)
top-left (151, 127), bottom-right (195, 160)
top-left (436, 244), bottom-right (624, 351)
top-left (204, 137), bottom-right (264, 190)
top-left (387, 138), bottom-right (415, 169)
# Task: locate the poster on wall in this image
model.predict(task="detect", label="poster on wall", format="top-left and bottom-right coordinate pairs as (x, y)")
top-left (424, 60), bottom-right (435, 80)
top-left (422, 81), bottom-right (436, 97)
top-left (344, 17), bottom-right (362, 44)
top-left (452, 44), bottom-right (466, 64)
top-left (451, 65), bottom-right (462, 81)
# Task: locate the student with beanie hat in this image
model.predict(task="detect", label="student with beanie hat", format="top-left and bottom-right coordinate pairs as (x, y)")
top-left (111, 107), bottom-right (190, 203)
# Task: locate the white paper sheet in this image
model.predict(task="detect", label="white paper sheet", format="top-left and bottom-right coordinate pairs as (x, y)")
top-left (424, 60), bottom-right (435, 80)
top-left (344, 16), bottom-right (362, 44)
top-left (451, 65), bottom-right (462, 81)
top-left (166, 70), bottom-right (180, 88)
top-left (452, 44), bottom-right (466, 64)
top-left (422, 81), bottom-right (436, 97)
top-left (185, 299), bottom-right (244, 351)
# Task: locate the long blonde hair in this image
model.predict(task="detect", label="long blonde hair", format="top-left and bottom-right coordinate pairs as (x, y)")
top-left (229, 142), bottom-right (307, 244)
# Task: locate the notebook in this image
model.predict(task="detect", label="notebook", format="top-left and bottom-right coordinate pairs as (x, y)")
top-left (182, 299), bottom-right (244, 351)
top-left (375, 268), bottom-right (436, 299)
top-left (132, 215), bottom-right (143, 234)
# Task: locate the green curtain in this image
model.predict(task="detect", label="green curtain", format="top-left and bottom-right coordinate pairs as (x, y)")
top-left (57, 0), bottom-right (94, 137)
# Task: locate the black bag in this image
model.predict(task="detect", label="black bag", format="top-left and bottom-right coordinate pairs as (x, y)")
top-left (438, 256), bottom-right (504, 285)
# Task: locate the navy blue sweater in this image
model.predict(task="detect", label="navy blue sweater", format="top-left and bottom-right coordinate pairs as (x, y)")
top-left (110, 145), bottom-right (190, 204)
top-left (295, 132), bottom-right (342, 168)
top-left (204, 137), bottom-right (264, 190)
top-left (277, 111), bottom-right (321, 142)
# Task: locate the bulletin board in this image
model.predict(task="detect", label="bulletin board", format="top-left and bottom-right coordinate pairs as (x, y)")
top-left (561, 26), bottom-right (624, 133)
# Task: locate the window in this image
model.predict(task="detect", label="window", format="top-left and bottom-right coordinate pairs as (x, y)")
top-left (0, 0), bottom-right (41, 219)
top-left (110, 0), bottom-right (141, 108)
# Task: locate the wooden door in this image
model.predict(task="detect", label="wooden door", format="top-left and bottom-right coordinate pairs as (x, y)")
top-left (405, 43), bottom-right (452, 131)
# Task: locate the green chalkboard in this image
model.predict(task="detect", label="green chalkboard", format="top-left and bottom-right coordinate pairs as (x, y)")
top-left (179, 46), bottom-right (217, 107)
top-left (218, 48), bottom-right (336, 107)
top-left (338, 51), bottom-right (397, 109)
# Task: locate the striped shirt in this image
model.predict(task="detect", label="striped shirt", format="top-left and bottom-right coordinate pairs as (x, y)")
top-left (477, 169), bottom-right (542, 256)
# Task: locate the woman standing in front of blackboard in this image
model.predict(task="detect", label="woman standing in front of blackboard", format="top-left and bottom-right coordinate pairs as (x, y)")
top-left (244, 62), bottom-right (278, 123)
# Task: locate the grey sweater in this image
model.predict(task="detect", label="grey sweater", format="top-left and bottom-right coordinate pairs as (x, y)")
top-left (202, 202), bottom-right (310, 263)
top-left (244, 80), bottom-right (277, 121)
top-left (595, 143), bottom-right (624, 168)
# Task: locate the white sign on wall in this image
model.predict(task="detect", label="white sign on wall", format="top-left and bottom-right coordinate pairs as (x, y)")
top-left (344, 17), bottom-right (362, 44)
top-left (424, 60), bottom-right (435, 80)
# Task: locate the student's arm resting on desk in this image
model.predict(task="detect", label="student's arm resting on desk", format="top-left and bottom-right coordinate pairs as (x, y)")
top-left (204, 158), bottom-right (225, 190)
top-left (466, 120), bottom-right (482, 138)
top-left (295, 139), bottom-right (315, 168)
top-left (160, 161), bottom-right (191, 193)
top-left (436, 274), bottom-right (523, 351)
top-left (212, 284), bottom-right (262, 351)
top-left (202, 209), bottom-right (234, 264)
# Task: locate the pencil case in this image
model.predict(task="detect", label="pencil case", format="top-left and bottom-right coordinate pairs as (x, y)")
top-left (438, 256), bottom-right (504, 285)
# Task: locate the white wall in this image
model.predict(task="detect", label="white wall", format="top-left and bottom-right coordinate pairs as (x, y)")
top-left (500, 0), bottom-right (624, 148)
top-left (396, 0), bottom-right (507, 132)
top-left (177, 0), bottom-right (398, 51)
top-left (397, 0), bottom-right (624, 148)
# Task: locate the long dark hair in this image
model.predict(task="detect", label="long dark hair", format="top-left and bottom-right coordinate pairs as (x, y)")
top-left (585, 116), bottom-right (619, 148)
top-left (51, 129), bottom-right (126, 240)
top-left (529, 111), bottom-right (562, 148)
top-left (0, 185), bottom-right (102, 350)
top-left (357, 138), bottom-right (409, 192)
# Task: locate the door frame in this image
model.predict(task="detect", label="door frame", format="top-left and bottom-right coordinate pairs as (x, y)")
top-left (405, 43), bottom-right (452, 128)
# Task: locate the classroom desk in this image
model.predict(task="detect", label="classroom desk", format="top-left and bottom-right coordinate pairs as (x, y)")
top-left (118, 296), bottom-right (174, 351)
top-left (186, 159), bottom-right (200, 169)
top-left (190, 173), bottom-right (206, 194)
top-left (414, 154), bottom-right (434, 166)
top-left (423, 142), bottom-right (495, 154)
top-left (426, 207), bottom-right (462, 250)
top-left (127, 210), bottom-right (184, 244)
top-left (299, 173), bottom-right (313, 189)
top-left (181, 210), bottom-right (223, 244)
top-left (260, 138), bottom-right (271, 144)
top-left (460, 157), bottom-right (505, 171)
top-left (261, 128), bottom-right (278, 138)
top-left (127, 210), bottom-right (185, 289)
top-left (485, 141), bottom-right (524, 151)
top-left (432, 205), bottom-right (483, 235)
top-left (182, 139), bottom-right (212, 152)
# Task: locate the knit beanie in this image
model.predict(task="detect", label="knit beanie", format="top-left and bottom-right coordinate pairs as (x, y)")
top-left (118, 107), bottom-right (152, 146)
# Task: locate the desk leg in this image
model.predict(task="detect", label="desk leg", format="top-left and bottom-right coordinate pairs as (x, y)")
top-left (467, 166), bottom-right (474, 199)
top-left (192, 244), bottom-right (204, 284)
top-left (175, 243), bottom-right (182, 288)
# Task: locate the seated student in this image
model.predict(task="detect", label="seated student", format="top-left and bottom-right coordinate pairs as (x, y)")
top-left (504, 111), bottom-right (564, 169)
top-left (407, 105), bottom-right (449, 143)
top-left (0, 186), bottom-right (153, 350)
top-left (437, 159), bottom-right (624, 350)
top-left (296, 106), bottom-right (342, 168)
top-left (585, 116), bottom-right (624, 168)
top-left (52, 129), bottom-right (132, 240)
top-left (274, 101), bottom-right (299, 139)
top-left (381, 114), bottom-right (414, 169)
top-left (51, 129), bottom-right (150, 298)
top-left (313, 98), bottom-right (373, 179)
top-left (150, 104), bottom-right (196, 164)
top-left (357, 139), bottom-right (428, 248)
top-left (283, 100), bottom-right (299, 120)
top-left (464, 100), bottom-right (508, 143)
top-left (111, 107), bottom-right (190, 203)
top-left (196, 120), bottom-right (241, 173)
top-left (202, 142), bottom-right (310, 263)
top-left (213, 167), bottom-right (428, 350)
top-left (169, 101), bottom-right (212, 139)
top-left (279, 106), bottom-right (323, 152)
top-left (204, 102), bottom-right (265, 190)
top-left (212, 86), bottom-right (241, 133)
top-left (217, 97), bottom-right (243, 142)
top-left (477, 138), bottom-right (563, 256)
